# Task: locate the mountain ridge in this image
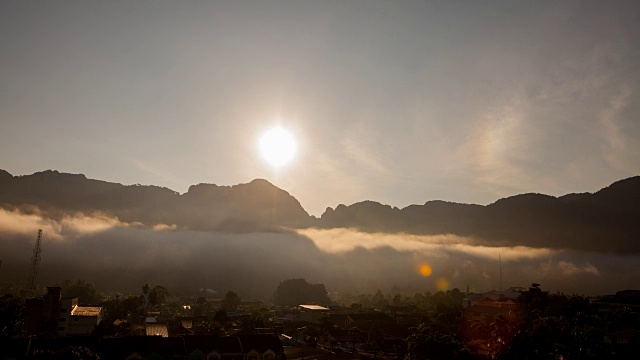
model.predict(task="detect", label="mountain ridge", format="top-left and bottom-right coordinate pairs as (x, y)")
top-left (0, 169), bottom-right (313, 231)
top-left (1, 169), bottom-right (638, 252)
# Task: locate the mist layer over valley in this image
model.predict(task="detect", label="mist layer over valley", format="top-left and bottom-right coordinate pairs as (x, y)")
top-left (0, 211), bottom-right (637, 298)
top-left (0, 169), bottom-right (639, 298)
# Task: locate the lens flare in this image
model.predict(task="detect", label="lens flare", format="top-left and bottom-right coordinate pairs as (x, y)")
top-left (436, 277), bottom-right (449, 291)
top-left (419, 264), bottom-right (432, 277)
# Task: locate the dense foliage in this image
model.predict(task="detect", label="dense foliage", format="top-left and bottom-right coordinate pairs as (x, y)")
top-left (273, 278), bottom-right (330, 306)
top-left (57, 280), bottom-right (103, 304)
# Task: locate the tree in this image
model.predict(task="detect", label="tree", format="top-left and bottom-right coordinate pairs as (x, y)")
top-left (372, 289), bottom-right (388, 308)
top-left (239, 311), bottom-right (271, 334)
top-left (193, 318), bottom-right (224, 336)
top-left (194, 296), bottom-right (217, 316)
top-left (121, 295), bottom-right (145, 318)
top-left (57, 279), bottom-right (102, 304)
top-left (274, 278), bottom-right (330, 306)
top-left (148, 285), bottom-right (169, 307)
top-left (221, 291), bottom-right (241, 312)
top-left (392, 294), bottom-right (403, 306)
top-left (213, 310), bottom-right (228, 322)
top-left (142, 283), bottom-right (150, 307)
top-left (0, 294), bottom-right (24, 338)
top-left (0, 281), bottom-right (23, 298)
top-left (103, 295), bottom-right (144, 322)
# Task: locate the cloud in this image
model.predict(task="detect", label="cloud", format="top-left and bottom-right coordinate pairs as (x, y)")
top-left (600, 86), bottom-right (637, 172)
top-left (297, 228), bottom-right (471, 254)
top-left (342, 137), bottom-right (389, 175)
top-left (441, 32), bottom-right (640, 201)
top-left (0, 207), bottom-right (165, 241)
top-left (297, 228), bottom-right (553, 261)
top-left (0, 209), bottom-right (636, 297)
top-left (558, 260), bottom-right (600, 276)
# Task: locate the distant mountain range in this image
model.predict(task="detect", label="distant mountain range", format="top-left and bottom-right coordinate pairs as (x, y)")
top-left (1, 169), bottom-right (638, 252)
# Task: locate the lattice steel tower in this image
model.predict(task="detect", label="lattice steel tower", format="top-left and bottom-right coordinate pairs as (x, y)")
top-left (26, 229), bottom-right (43, 293)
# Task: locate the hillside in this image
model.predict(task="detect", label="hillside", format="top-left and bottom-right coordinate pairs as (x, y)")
top-left (0, 170), bottom-right (313, 232)
top-left (318, 177), bottom-right (640, 252)
top-left (1, 169), bottom-right (638, 252)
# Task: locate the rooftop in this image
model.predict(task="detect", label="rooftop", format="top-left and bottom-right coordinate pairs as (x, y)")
top-left (299, 305), bottom-right (330, 311)
top-left (71, 305), bottom-right (102, 317)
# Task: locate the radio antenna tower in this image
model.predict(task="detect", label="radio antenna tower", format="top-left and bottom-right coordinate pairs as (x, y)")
top-left (26, 229), bottom-right (43, 293)
top-left (499, 252), bottom-right (503, 292)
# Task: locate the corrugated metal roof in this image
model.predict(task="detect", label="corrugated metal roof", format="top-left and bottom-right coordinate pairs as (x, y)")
top-left (71, 305), bottom-right (102, 316)
top-left (181, 319), bottom-right (192, 329)
top-left (146, 323), bottom-right (169, 337)
top-left (299, 305), bottom-right (330, 311)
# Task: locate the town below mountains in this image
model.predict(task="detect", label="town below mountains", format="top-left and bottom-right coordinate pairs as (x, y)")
top-left (1, 170), bottom-right (640, 358)
top-left (1, 169), bottom-right (639, 253)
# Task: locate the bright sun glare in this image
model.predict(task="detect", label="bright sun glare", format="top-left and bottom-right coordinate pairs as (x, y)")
top-left (259, 126), bottom-right (297, 167)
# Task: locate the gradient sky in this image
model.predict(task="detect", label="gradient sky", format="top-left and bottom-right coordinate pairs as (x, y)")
top-left (1, 0), bottom-right (639, 216)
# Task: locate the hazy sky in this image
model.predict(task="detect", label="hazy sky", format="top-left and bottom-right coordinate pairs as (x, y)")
top-left (1, 0), bottom-right (639, 216)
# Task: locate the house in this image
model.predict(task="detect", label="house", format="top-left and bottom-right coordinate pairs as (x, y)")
top-left (178, 334), bottom-right (286, 360)
top-left (461, 290), bottom-right (520, 324)
top-left (1, 333), bottom-right (285, 360)
top-left (238, 334), bottom-right (285, 360)
top-left (462, 305), bottom-right (511, 323)
top-left (463, 290), bottom-right (520, 308)
top-left (319, 328), bottom-right (368, 352)
top-left (603, 328), bottom-right (640, 356)
top-left (143, 317), bottom-right (172, 337)
top-left (99, 336), bottom-right (185, 360)
top-left (182, 335), bottom-right (244, 360)
top-left (0, 336), bottom-right (99, 359)
top-left (25, 287), bottom-right (103, 337)
top-left (344, 312), bottom-right (394, 327)
top-left (67, 305), bottom-right (103, 335)
top-left (298, 305), bottom-right (330, 324)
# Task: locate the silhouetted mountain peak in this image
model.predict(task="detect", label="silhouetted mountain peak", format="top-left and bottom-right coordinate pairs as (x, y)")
top-left (0, 170), bottom-right (313, 231)
top-left (597, 176), bottom-right (640, 195)
top-left (350, 200), bottom-right (396, 211)
top-left (247, 178), bottom-right (275, 187)
top-left (490, 192), bottom-right (558, 207)
top-left (423, 200), bottom-right (449, 206)
top-left (27, 169), bottom-right (87, 180)
top-left (0, 169), bottom-right (12, 181)
top-left (1, 169), bottom-right (639, 251)
top-left (186, 183), bottom-right (220, 195)
top-left (558, 192), bottom-right (590, 203)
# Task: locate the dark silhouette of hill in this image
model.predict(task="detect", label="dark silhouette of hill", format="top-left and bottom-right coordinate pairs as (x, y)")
top-left (318, 177), bottom-right (640, 253)
top-left (0, 169), bottom-right (638, 252)
top-left (0, 170), bottom-right (313, 231)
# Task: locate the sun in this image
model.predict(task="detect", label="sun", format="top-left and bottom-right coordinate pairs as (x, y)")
top-left (259, 126), bottom-right (297, 167)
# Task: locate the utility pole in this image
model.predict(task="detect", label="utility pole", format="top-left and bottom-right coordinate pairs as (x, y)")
top-left (26, 229), bottom-right (43, 294)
